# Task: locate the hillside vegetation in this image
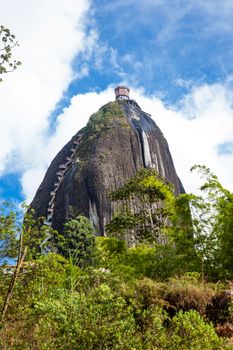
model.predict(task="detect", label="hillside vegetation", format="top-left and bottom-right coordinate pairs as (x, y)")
top-left (0, 166), bottom-right (233, 349)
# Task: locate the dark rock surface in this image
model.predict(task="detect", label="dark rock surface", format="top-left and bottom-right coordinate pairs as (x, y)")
top-left (31, 100), bottom-right (184, 234)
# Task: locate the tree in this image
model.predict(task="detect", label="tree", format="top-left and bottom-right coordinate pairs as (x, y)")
top-left (0, 202), bottom-right (18, 263)
top-left (190, 165), bottom-right (233, 280)
top-left (0, 203), bottom-right (56, 323)
top-left (0, 25), bottom-right (21, 82)
top-left (59, 216), bottom-right (96, 268)
top-left (106, 168), bottom-right (176, 245)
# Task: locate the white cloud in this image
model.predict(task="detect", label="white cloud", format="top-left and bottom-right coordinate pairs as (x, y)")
top-left (21, 81), bottom-right (233, 202)
top-left (0, 0), bottom-right (93, 192)
top-left (133, 83), bottom-right (233, 193)
top-left (0, 0), bottom-right (92, 167)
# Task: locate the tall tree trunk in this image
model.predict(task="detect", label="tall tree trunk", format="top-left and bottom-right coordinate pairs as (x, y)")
top-left (1, 231), bottom-right (27, 323)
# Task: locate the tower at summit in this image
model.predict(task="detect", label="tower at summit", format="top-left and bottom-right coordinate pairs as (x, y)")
top-left (114, 86), bottom-right (130, 100)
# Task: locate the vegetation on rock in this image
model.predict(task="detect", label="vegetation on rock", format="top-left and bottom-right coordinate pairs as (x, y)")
top-left (87, 102), bottom-right (128, 134)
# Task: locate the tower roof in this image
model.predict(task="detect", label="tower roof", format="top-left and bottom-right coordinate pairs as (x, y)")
top-left (115, 86), bottom-right (130, 100)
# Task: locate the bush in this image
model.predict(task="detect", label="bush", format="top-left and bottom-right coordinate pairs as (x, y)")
top-left (166, 310), bottom-right (224, 350)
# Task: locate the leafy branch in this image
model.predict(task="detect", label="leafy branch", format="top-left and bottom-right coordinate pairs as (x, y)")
top-left (0, 25), bottom-right (21, 82)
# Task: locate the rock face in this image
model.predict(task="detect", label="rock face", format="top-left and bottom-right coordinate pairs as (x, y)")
top-left (31, 99), bottom-right (184, 234)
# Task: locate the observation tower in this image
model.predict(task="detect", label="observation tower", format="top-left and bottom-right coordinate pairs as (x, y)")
top-left (114, 86), bottom-right (130, 100)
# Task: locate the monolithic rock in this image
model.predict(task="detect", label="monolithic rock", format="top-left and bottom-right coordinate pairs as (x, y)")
top-left (31, 93), bottom-right (184, 234)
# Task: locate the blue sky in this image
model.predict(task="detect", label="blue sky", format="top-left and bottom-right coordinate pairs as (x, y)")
top-left (78, 0), bottom-right (233, 98)
top-left (1, 0), bottom-right (233, 204)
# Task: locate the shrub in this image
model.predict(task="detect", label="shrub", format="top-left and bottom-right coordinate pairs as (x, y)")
top-left (166, 310), bottom-right (224, 350)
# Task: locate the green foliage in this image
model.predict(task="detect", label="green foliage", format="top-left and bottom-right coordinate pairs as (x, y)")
top-left (96, 236), bottom-right (127, 265)
top-left (145, 243), bottom-right (192, 280)
top-left (0, 25), bottom-right (21, 82)
top-left (170, 193), bottom-right (195, 251)
top-left (0, 202), bottom-right (56, 262)
top-left (1, 164), bottom-right (233, 348)
top-left (87, 101), bottom-right (127, 134)
top-left (23, 206), bottom-right (58, 259)
top-left (96, 237), bottom-right (157, 280)
top-left (190, 165), bottom-right (233, 280)
top-left (0, 202), bottom-right (18, 263)
top-left (59, 216), bottom-right (96, 267)
top-left (31, 283), bottom-right (138, 349)
top-left (0, 249), bottom-right (232, 349)
top-left (107, 168), bottom-right (175, 244)
top-left (167, 310), bottom-right (224, 350)
top-left (96, 238), bottom-right (196, 281)
top-left (105, 164), bottom-right (233, 281)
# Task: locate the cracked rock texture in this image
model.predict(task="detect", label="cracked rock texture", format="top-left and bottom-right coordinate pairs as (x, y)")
top-left (31, 100), bottom-right (185, 234)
